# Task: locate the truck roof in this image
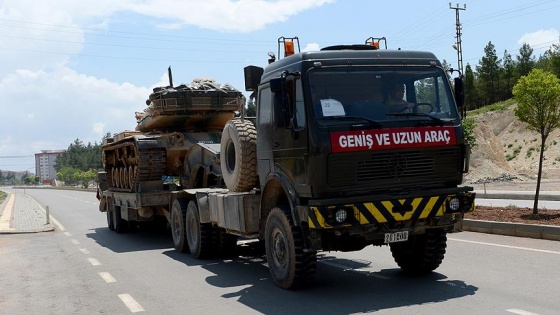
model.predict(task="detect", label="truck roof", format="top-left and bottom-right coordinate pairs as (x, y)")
top-left (262, 49), bottom-right (442, 80)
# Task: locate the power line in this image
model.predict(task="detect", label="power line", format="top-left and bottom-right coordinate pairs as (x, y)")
top-left (0, 155), bottom-right (34, 158)
top-left (0, 18), bottom-right (271, 45)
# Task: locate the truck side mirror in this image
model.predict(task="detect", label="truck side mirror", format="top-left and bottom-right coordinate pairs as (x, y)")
top-left (244, 66), bottom-right (264, 92)
top-left (454, 77), bottom-right (465, 111)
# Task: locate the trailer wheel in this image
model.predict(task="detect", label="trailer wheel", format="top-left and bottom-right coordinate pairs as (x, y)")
top-left (170, 199), bottom-right (189, 253)
top-left (220, 119), bottom-right (258, 192)
top-left (265, 207), bottom-right (317, 289)
top-left (389, 228), bottom-right (447, 273)
top-left (113, 206), bottom-right (128, 234)
top-left (186, 200), bottom-right (216, 259)
top-left (105, 199), bottom-right (115, 231)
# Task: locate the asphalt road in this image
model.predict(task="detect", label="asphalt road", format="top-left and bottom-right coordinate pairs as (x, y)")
top-left (1, 189), bottom-right (560, 314)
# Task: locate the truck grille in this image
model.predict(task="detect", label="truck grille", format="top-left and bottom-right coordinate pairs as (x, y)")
top-left (328, 147), bottom-right (460, 187)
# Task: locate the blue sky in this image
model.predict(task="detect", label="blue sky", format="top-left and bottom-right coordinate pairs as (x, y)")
top-left (1, 0), bottom-right (559, 172)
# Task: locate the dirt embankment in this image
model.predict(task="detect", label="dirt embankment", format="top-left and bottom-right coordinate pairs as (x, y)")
top-left (464, 105), bottom-right (560, 190)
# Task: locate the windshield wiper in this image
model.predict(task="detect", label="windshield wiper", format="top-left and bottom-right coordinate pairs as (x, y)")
top-left (386, 112), bottom-right (447, 124)
top-left (319, 115), bottom-right (383, 128)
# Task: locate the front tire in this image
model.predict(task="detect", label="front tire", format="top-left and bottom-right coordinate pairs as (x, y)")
top-left (389, 228), bottom-right (447, 273)
top-left (265, 207), bottom-right (316, 289)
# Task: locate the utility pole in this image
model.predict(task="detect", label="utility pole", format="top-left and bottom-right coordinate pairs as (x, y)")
top-left (450, 3), bottom-right (466, 77)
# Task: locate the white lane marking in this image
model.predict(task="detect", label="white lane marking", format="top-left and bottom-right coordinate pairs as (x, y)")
top-left (99, 272), bottom-right (116, 283)
top-left (64, 232), bottom-right (72, 237)
top-left (118, 294), bottom-right (145, 313)
top-left (79, 248), bottom-right (90, 254)
top-left (33, 202), bottom-right (66, 231)
top-left (449, 238), bottom-right (560, 255)
top-left (48, 215), bottom-right (66, 231)
top-left (70, 239), bottom-right (80, 245)
top-left (88, 258), bottom-right (101, 266)
top-left (507, 308), bottom-right (540, 315)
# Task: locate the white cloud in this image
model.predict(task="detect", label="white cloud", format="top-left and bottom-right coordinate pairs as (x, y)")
top-left (129, 0), bottom-right (335, 32)
top-left (0, 0), bottom-right (335, 171)
top-left (302, 42), bottom-right (321, 52)
top-left (92, 123), bottom-right (106, 136)
top-left (518, 28), bottom-right (560, 51)
top-left (0, 66), bottom-right (150, 157)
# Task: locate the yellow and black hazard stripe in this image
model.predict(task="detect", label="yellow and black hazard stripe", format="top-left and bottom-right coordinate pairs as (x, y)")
top-left (308, 195), bottom-right (452, 229)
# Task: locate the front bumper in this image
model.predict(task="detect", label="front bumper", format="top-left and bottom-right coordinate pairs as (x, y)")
top-left (305, 190), bottom-right (475, 230)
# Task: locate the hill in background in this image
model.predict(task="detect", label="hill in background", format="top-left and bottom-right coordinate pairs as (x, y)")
top-left (464, 101), bottom-right (560, 184)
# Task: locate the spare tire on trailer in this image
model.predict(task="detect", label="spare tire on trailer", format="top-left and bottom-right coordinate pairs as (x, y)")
top-left (220, 119), bottom-right (258, 192)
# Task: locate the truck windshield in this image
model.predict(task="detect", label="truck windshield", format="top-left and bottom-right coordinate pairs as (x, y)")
top-left (309, 67), bottom-right (459, 125)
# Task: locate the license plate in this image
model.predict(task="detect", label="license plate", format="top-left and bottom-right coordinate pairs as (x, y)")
top-left (384, 231), bottom-right (409, 244)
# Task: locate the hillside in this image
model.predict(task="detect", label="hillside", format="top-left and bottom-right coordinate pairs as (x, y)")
top-left (464, 102), bottom-right (560, 184)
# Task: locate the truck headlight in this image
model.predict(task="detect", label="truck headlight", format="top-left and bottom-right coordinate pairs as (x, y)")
top-left (448, 197), bottom-right (461, 212)
top-left (335, 209), bottom-right (347, 223)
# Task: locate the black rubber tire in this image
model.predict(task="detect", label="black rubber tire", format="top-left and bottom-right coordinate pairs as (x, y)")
top-left (105, 199), bottom-right (115, 231)
top-left (220, 119), bottom-right (258, 192)
top-left (218, 229), bottom-right (238, 257)
top-left (389, 228), bottom-right (447, 273)
top-left (186, 200), bottom-right (217, 259)
top-left (265, 207), bottom-right (317, 290)
top-left (170, 199), bottom-right (189, 253)
top-left (113, 206), bottom-right (128, 234)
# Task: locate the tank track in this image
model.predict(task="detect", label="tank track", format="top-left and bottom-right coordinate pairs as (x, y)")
top-left (103, 138), bottom-right (166, 192)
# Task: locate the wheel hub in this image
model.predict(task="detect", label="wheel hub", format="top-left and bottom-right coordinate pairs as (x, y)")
top-left (272, 228), bottom-right (287, 268)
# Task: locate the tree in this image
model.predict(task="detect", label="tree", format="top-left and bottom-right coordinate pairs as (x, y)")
top-left (543, 41), bottom-right (560, 78)
top-left (512, 69), bottom-right (560, 214)
top-left (476, 41), bottom-right (501, 105)
top-left (464, 64), bottom-right (479, 110)
top-left (516, 43), bottom-right (535, 77)
top-left (56, 138), bottom-right (103, 172)
top-left (57, 166), bottom-right (81, 186)
top-left (246, 100), bottom-right (256, 117)
top-left (76, 169), bottom-right (97, 189)
top-left (501, 50), bottom-right (515, 100)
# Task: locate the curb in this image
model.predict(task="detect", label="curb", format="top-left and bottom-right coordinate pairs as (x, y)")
top-left (0, 226), bottom-right (55, 235)
top-left (475, 192), bottom-right (560, 201)
top-left (463, 219), bottom-right (560, 241)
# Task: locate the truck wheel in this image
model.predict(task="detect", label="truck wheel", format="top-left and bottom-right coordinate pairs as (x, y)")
top-left (105, 199), bottom-right (115, 231)
top-left (171, 199), bottom-right (189, 253)
top-left (186, 200), bottom-right (216, 259)
top-left (113, 206), bottom-right (128, 234)
top-left (390, 228), bottom-right (447, 273)
top-left (218, 229), bottom-right (238, 257)
top-left (265, 207), bottom-right (317, 289)
top-left (220, 119), bottom-right (258, 192)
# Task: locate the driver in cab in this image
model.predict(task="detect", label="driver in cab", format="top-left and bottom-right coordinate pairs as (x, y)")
top-left (386, 83), bottom-right (415, 113)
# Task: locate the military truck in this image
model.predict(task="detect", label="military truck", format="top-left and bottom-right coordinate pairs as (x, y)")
top-left (98, 37), bottom-right (475, 289)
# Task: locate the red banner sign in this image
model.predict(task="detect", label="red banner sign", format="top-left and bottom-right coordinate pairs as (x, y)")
top-left (330, 126), bottom-right (457, 153)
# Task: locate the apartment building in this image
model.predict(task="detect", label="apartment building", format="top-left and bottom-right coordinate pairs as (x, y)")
top-left (35, 150), bottom-right (65, 184)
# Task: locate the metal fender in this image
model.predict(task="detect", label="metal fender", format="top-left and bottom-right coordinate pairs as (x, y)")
top-left (260, 172), bottom-right (301, 226)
